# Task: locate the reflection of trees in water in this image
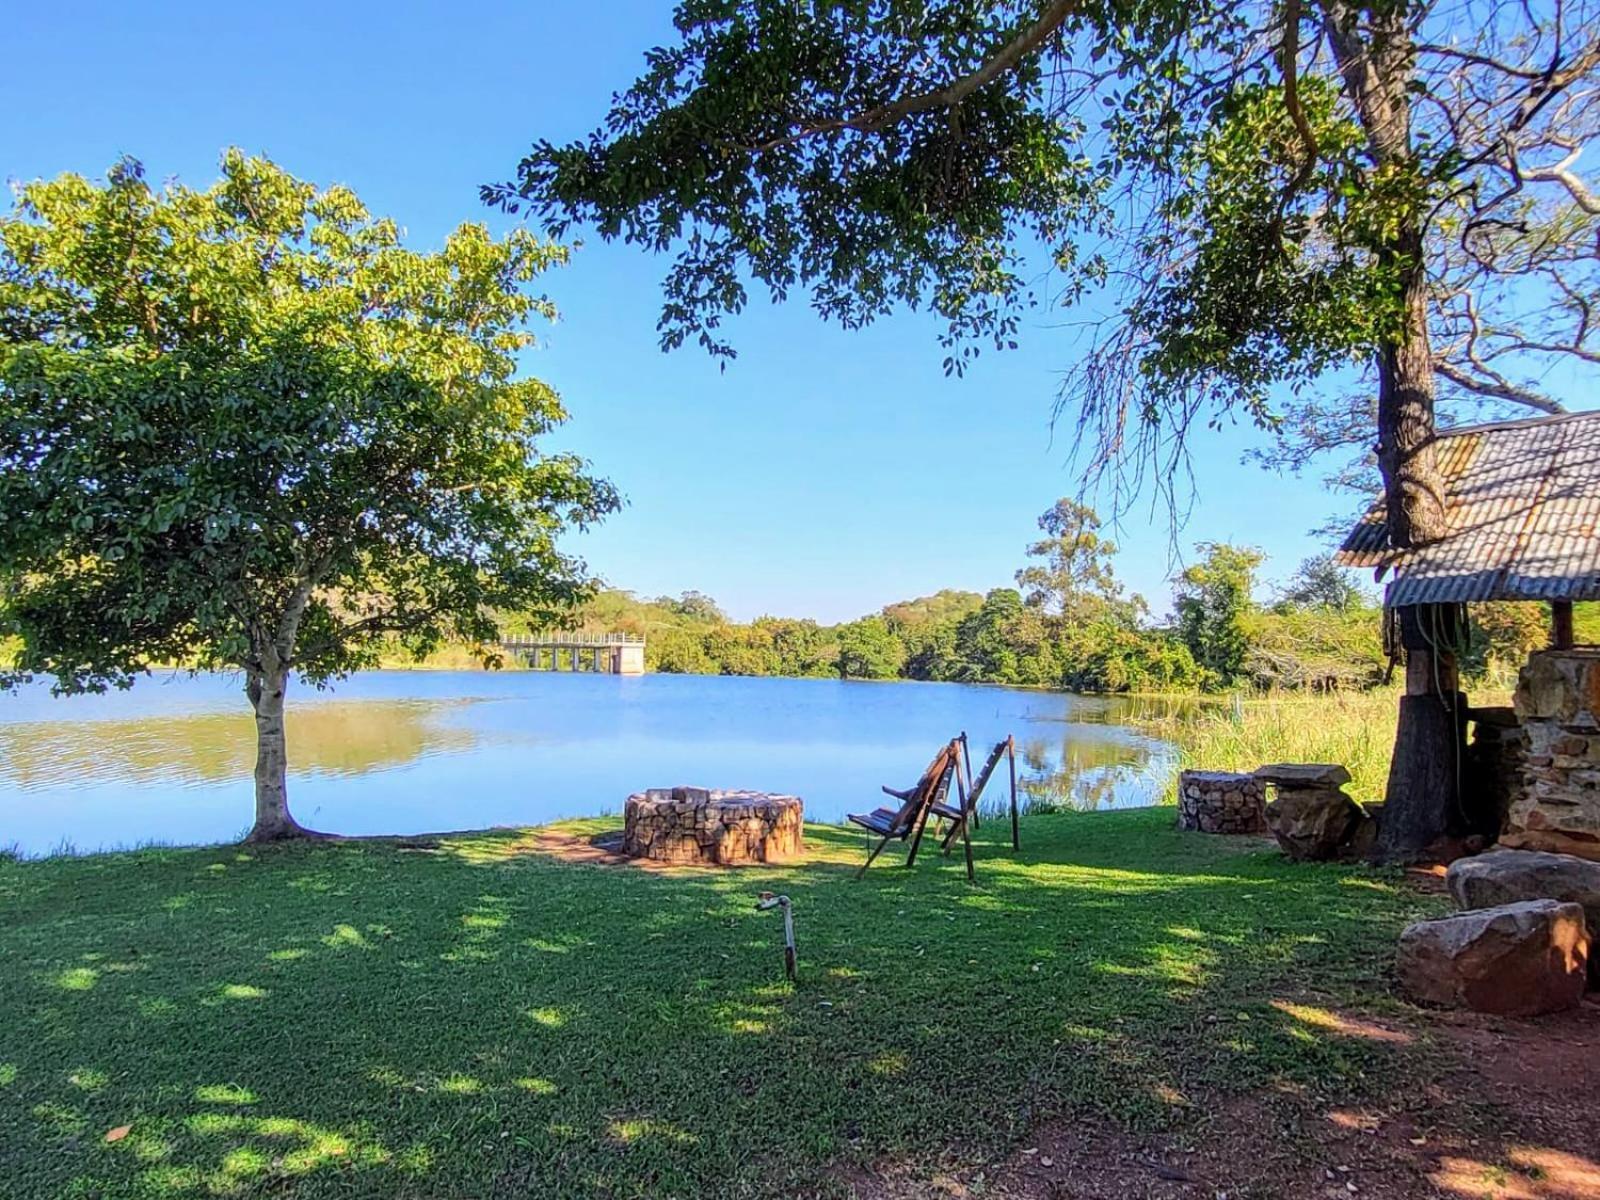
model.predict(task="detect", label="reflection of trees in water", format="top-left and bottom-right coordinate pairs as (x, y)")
top-left (1052, 693), bottom-right (1210, 727)
top-left (0, 701), bottom-right (474, 790)
top-left (1010, 731), bottom-right (1164, 813)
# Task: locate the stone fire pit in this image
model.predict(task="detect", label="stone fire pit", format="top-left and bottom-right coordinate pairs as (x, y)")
top-left (622, 787), bottom-right (803, 866)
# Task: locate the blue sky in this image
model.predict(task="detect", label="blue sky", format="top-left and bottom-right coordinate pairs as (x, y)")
top-left (5, 2), bottom-right (1566, 622)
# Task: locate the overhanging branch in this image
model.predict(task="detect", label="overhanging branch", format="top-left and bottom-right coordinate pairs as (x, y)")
top-left (743, 0), bottom-right (1080, 154)
top-left (1432, 358), bottom-right (1567, 412)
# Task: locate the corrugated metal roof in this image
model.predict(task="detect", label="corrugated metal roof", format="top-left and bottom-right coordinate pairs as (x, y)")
top-left (1336, 409), bottom-right (1600, 606)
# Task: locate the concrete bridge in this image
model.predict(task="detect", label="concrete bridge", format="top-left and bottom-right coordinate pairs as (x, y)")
top-left (501, 633), bottom-right (646, 675)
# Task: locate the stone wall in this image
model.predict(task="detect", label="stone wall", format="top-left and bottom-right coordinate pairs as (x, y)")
top-left (623, 787), bottom-right (803, 866)
top-left (1508, 649), bottom-right (1600, 862)
top-left (1177, 771), bottom-right (1267, 834)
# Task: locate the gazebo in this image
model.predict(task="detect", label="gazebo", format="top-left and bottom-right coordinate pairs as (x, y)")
top-left (1337, 409), bottom-right (1600, 861)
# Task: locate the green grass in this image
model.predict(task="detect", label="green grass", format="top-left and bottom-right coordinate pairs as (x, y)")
top-left (1142, 688), bottom-right (1404, 804)
top-left (0, 810), bottom-right (1448, 1199)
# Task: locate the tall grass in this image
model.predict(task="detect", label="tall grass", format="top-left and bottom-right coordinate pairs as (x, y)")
top-left (1143, 688), bottom-right (1404, 804)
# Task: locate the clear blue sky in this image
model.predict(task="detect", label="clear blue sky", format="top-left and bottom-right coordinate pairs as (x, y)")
top-left (7, 2), bottom-right (1574, 622)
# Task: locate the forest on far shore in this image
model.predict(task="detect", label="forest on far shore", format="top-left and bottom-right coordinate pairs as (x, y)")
top-left (545, 502), bottom-right (1584, 695)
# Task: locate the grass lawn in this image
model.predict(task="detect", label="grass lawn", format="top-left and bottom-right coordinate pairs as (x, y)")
top-left (0, 808), bottom-right (1451, 1199)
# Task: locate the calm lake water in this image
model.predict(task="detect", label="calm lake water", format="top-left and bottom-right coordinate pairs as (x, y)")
top-left (0, 671), bottom-right (1179, 857)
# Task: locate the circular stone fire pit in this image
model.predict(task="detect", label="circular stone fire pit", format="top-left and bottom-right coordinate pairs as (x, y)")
top-left (623, 787), bottom-right (803, 866)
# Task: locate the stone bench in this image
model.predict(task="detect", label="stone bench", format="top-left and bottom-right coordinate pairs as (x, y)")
top-left (1253, 762), bottom-right (1375, 861)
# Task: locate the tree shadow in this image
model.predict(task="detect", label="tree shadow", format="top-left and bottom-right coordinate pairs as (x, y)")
top-left (4, 807), bottom-right (1586, 1199)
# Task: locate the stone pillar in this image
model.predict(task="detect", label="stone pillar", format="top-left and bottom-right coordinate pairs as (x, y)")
top-left (617, 643), bottom-right (646, 676)
top-left (1507, 648), bottom-right (1600, 862)
top-left (1176, 771), bottom-right (1267, 834)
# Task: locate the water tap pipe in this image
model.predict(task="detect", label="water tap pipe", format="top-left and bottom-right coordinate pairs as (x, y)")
top-left (756, 892), bottom-right (796, 982)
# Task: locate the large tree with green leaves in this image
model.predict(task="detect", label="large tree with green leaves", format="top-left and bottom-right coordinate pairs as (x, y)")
top-left (0, 154), bottom-right (617, 842)
top-left (1015, 498), bottom-right (1138, 620)
top-left (495, 0), bottom-right (1597, 543)
top-left (494, 0), bottom-right (1598, 858)
top-left (1175, 543), bottom-right (1266, 686)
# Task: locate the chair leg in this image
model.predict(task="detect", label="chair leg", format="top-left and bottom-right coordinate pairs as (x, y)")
top-left (961, 803), bottom-right (975, 883)
top-left (940, 813), bottom-right (966, 854)
top-left (856, 834), bottom-right (893, 880)
top-left (905, 804), bottom-right (933, 868)
top-left (960, 735), bottom-right (979, 831)
top-left (1008, 735), bottom-right (1019, 851)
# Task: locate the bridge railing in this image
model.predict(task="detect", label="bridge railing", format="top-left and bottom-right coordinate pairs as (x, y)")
top-left (500, 632), bottom-right (647, 648)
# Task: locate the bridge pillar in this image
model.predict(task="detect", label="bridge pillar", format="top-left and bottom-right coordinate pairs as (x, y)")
top-left (616, 643), bottom-right (645, 676)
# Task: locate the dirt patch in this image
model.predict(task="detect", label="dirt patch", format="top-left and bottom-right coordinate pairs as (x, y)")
top-left (837, 998), bottom-right (1600, 1200)
top-left (437, 826), bottom-right (768, 872)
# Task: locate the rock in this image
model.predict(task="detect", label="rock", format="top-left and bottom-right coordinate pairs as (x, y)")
top-left (1254, 762), bottom-right (1352, 788)
top-left (1396, 899), bottom-right (1589, 1016)
top-left (1514, 648), bottom-right (1600, 727)
top-left (1498, 651), bottom-right (1600, 863)
top-left (1265, 787), bottom-right (1362, 861)
top-left (1448, 848), bottom-right (1600, 982)
top-left (1500, 828), bottom-right (1600, 864)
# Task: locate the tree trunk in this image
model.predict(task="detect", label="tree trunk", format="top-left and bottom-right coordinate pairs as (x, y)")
top-left (1380, 692), bottom-right (1468, 860)
top-left (1319, 2), bottom-right (1448, 547)
top-left (1375, 234), bottom-right (1448, 548)
top-left (1321, 3), bottom-right (1458, 857)
top-left (1377, 604), bottom-right (1468, 862)
top-left (245, 663), bottom-right (307, 842)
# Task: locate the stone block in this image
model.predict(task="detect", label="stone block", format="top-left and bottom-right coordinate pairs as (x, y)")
top-left (1396, 899), bottom-right (1588, 1016)
top-left (1264, 787), bottom-right (1362, 861)
top-left (1515, 648), bottom-right (1600, 726)
top-left (1254, 763), bottom-right (1353, 788)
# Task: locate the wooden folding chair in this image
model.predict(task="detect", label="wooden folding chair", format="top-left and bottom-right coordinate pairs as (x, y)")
top-left (848, 740), bottom-right (959, 880)
top-left (936, 733), bottom-right (1019, 856)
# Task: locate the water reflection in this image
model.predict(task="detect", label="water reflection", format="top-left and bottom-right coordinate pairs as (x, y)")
top-left (1014, 733), bottom-right (1154, 812)
top-left (0, 673), bottom-right (1176, 855)
top-left (0, 701), bottom-right (474, 790)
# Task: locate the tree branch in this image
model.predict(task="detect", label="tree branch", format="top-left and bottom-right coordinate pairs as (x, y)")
top-left (742, 0), bottom-right (1080, 154)
top-left (1432, 358), bottom-right (1567, 411)
top-left (1503, 143), bottom-right (1600, 212)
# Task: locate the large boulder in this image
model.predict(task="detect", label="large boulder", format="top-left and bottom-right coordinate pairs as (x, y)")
top-left (1448, 848), bottom-right (1600, 982)
top-left (1264, 788), bottom-right (1363, 861)
top-left (1396, 899), bottom-right (1589, 1016)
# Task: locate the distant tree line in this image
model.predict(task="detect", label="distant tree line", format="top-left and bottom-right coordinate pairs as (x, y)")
top-left (554, 501), bottom-right (1563, 694)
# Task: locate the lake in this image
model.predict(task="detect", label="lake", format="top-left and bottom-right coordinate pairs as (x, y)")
top-left (0, 671), bottom-right (1179, 857)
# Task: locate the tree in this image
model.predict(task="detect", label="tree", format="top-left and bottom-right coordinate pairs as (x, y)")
top-left (491, 0), bottom-right (1600, 855)
top-left (494, 1), bottom-right (1597, 545)
top-left (0, 154), bottom-right (617, 841)
top-left (836, 615), bottom-right (906, 680)
top-left (1174, 544), bottom-right (1264, 685)
top-left (1015, 499), bottom-right (1130, 619)
top-left (951, 588), bottom-right (1031, 683)
top-left (657, 590), bottom-right (727, 623)
top-left (648, 627), bottom-right (716, 674)
top-left (756, 616), bottom-right (833, 677)
top-left (1280, 553), bottom-right (1368, 613)
top-left (1463, 601), bottom-right (1550, 681)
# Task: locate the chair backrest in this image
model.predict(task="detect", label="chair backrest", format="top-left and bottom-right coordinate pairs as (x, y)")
top-left (886, 741), bottom-right (956, 834)
top-left (965, 739), bottom-right (1010, 810)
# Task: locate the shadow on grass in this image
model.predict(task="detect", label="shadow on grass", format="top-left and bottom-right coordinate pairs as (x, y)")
top-left (0, 807), bottom-right (1476, 1200)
